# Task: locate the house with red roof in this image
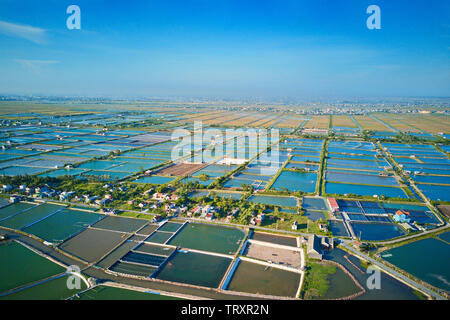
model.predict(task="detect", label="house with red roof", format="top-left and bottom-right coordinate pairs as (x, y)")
top-left (327, 197), bottom-right (339, 212)
top-left (393, 209), bottom-right (410, 223)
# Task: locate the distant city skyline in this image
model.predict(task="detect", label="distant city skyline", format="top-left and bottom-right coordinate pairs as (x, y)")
top-left (0, 0), bottom-right (449, 98)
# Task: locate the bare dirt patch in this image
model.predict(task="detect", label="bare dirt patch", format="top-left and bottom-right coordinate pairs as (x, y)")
top-left (244, 242), bottom-right (301, 269)
top-left (155, 163), bottom-right (207, 176)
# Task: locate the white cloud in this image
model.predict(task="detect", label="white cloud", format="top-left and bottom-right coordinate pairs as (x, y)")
top-left (0, 20), bottom-right (47, 44)
top-left (15, 59), bottom-right (59, 73)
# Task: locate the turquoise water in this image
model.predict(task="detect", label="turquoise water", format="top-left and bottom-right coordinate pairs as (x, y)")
top-left (248, 195), bottom-right (298, 207)
top-left (210, 191), bottom-right (243, 200)
top-left (326, 171), bottom-right (399, 186)
top-left (134, 175), bottom-right (175, 184)
top-left (0, 166), bottom-right (48, 176)
top-left (77, 160), bottom-right (121, 170)
top-left (383, 237), bottom-right (450, 291)
top-left (79, 170), bottom-right (131, 180)
top-left (39, 168), bottom-right (87, 177)
top-left (168, 223), bottom-right (245, 254)
top-left (270, 171), bottom-right (317, 193)
top-left (416, 184), bottom-right (450, 201)
top-left (326, 182), bottom-right (407, 198)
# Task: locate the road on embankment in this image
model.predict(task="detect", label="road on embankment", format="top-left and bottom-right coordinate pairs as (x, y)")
top-left (340, 241), bottom-right (447, 300)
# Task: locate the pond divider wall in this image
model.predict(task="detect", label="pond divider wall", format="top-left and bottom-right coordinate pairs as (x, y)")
top-left (164, 221), bottom-right (189, 245)
top-left (221, 257), bottom-right (241, 290)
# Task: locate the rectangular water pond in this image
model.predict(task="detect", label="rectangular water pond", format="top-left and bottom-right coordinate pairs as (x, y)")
top-left (270, 171), bottom-right (317, 193)
top-left (248, 195), bottom-right (298, 207)
top-left (227, 260), bottom-right (300, 297)
top-left (0, 202), bottom-right (37, 221)
top-left (158, 221), bottom-right (184, 232)
top-left (0, 274), bottom-right (87, 300)
top-left (91, 216), bottom-right (148, 233)
top-left (136, 224), bottom-right (158, 235)
top-left (23, 208), bottom-right (102, 243)
top-left (155, 251), bottom-right (231, 288)
top-left (134, 176), bottom-right (175, 184)
top-left (326, 182), bottom-right (408, 198)
top-left (145, 231), bottom-right (174, 244)
top-left (0, 203), bottom-right (65, 230)
top-left (60, 228), bottom-right (128, 263)
top-left (350, 222), bottom-right (406, 241)
top-left (329, 220), bottom-right (349, 237)
top-left (416, 184), bottom-right (450, 201)
top-left (0, 241), bottom-right (66, 293)
top-left (302, 197), bottom-right (328, 210)
top-left (167, 223), bottom-right (245, 254)
top-left (326, 171), bottom-right (399, 187)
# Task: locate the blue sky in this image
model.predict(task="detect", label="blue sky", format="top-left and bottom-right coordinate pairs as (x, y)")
top-left (0, 0), bottom-right (448, 98)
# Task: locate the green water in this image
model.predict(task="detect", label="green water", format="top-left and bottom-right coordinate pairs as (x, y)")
top-left (0, 241), bottom-right (65, 293)
top-left (167, 223), bottom-right (245, 254)
top-left (136, 224), bottom-right (158, 235)
top-left (156, 251), bottom-right (231, 288)
top-left (321, 266), bottom-right (361, 299)
top-left (92, 215), bottom-right (148, 233)
top-left (60, 228), bottom-right (127, 263)
top-left (383, 237), bottom-right (450, 291)
top-left (73, 285), bottom-right (181, 300)
top-left (0, 275), bottom-right (86, 300)
top-left (0, 203), bottom-right (64, 230)
top-left (23, 209), bottom-right (102, 242)
top-left (158, 221), bottom-right (183, 232)
top-left (227, 260), bottom-right (300, 297)
top-left (0, 202), bottom-right (36, 221)
top-left (146, 231), bottom-right (173, 244)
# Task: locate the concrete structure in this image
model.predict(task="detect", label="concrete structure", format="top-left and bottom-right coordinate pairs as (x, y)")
top-left (307, 234), bottom-right (323, 260)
